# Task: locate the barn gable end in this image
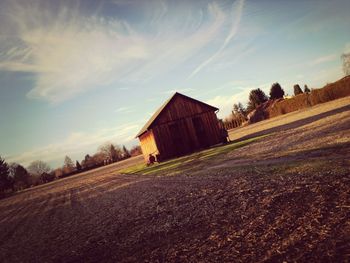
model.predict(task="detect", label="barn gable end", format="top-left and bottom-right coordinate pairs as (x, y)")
top-left (136, 92), bottom-right (223, 162)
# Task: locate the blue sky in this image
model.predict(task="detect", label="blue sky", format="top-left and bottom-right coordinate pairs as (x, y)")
top-left (0, 0), bottom-right (349, 168)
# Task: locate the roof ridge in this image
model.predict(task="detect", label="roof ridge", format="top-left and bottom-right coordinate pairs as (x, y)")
top-left (135, 92), bottom-right (218, 138)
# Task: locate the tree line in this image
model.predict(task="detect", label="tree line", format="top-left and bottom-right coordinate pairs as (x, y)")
top-left (0, 144), bottom-right (142, 196)
top-left (223, 82), bottom-right (311, 129)
top-left (225, 50), bottom-right (350, 127)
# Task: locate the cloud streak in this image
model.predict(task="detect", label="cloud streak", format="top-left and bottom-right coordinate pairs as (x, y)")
top-left (310, 54), bottom-right (337, 66)
top-left (0, 0), bottom-right (241, 104)
top-left (188, 0), bottom-right (245, 78)
top-left (5, 122), bottom-right (141, 167)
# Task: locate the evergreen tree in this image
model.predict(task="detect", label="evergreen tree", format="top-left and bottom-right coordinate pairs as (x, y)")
top-left (122, 145), bottom-right (131, 158)
top-left (269, 82), bottom-right (285, 99)
top-left (304, 84), bottom-right (311, 93)
top-left (0, 156), bottom-right (13, 193)
top-left (247, 88), bottom-right (268, 112)
top-left (76, 160), bottom-right (82, 171)
top-left (293, 84), bottom-right (303, 95)
top-left (110, 144), bottom-right (119, 162)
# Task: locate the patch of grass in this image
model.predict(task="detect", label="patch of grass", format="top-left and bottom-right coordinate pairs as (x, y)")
top-left (120, 134), bottom-right (270, 176)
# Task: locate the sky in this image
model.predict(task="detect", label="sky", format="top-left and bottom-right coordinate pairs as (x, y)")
top-left (0, 0), bottom-right (349, 169)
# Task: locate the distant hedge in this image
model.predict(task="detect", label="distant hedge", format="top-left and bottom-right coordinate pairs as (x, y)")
top-left (268, 76), bottom-right (350, 118)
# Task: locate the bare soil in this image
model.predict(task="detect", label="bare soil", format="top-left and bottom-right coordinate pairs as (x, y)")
top-left (0, 97), bottom-right (349, 263)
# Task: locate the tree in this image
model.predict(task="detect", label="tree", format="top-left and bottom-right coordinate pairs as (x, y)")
top-left (92, 152), bottom-right (105, 166)
top-left (233, 103), bottom-right (239, 115)
top-left (247, 88), bottom-right (268, 112)
top-left (40, 172), bottom-right (55, 183)
top-left (304, 84), bottom-right (311, 93)
top-left (98, 143), bottom-right (122, 162)
top-left (110, 144), bottom-right (119, 162)
top-left (232, 102), bottom-right (246, 117)
top-left (130, 146), bottom-right (142, 156)
top-left (0, 156), bottom-right (13, 193)
top-left (53, 168), bottom-right (63, 178)
top-left (76, 160), bottom-right (82, 171)
top-left (269, 82), bottom-right (285, 99)
top-left (27, 160), bottom-right (51, 177)
top-left (10, 163), bottom-right (30, 190)
top-left (63, 156), bottom-right (74, 173)
top-left (293, 84), bottom-right (303, 96)
top-left (122, 145), bottom-right (131, 158)
top-left (82, 154), bottom-right (94, 169)
top-left (341, 53), bottom-right (350, 76)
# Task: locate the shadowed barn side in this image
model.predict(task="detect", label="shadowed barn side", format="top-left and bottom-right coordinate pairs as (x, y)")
top-left (136, 92), bottom-right (225, 162)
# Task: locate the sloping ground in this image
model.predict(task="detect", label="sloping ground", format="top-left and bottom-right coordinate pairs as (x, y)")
top-left (228, 96), bottom-right (350, 142)
top-left (0, 98), bottom-right (349, 262)
top-left (245, 75), bottom-right (350, 124)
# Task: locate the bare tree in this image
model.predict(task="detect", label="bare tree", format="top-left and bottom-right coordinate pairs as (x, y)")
top-left (130, 146), bottom-right (142, 156)
top-left (232, 102), bottom-right (247, 117)
top-left (98, 143), bottom-right (122, 162)
top-left (27, 160), bottom-right (51, 177)
top-left (92, 152), bottom-right (105, 165)
top-left (63, 156), bottom-right (75, 174)
top-left (82, 154), bottom-right (94, 169)
top-left (342, 53), bottom-right (350, 76)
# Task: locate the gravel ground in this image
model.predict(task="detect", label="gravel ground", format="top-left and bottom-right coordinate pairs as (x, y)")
top-left (0, 98), bottom-right (349, 262)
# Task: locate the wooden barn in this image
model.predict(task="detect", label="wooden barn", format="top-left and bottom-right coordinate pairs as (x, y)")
top-left (136, 92), bottom-right (225, 162)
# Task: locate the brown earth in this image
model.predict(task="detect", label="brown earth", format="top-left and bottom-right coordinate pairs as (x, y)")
top-left (0, 97), bottom-right (349, 263)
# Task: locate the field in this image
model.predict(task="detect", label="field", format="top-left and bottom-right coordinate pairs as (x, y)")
top-left (0, 97), bottom-right (349, 262)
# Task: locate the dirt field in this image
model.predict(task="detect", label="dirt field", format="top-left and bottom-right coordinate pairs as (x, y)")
top-left (0, 97), bottom-right (349, 262)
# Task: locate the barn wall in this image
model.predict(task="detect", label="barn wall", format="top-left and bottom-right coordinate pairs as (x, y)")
top-left (139, 130), bottom-right (159, 162)
top-left (154, 95), bottom-right (215, 125)
top-left (152, 111), bottom-right (222, 161)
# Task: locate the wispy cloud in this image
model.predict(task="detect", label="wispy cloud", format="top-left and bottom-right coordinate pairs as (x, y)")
top-left (310, 54), bottom-right (337, 66)
top-left (0, 0), bottom-right (241, 104)
top-left (5, 122), bottom-right (141, 167)
top-left (206, 90), bottom-right (249, 119)
top-left (188, 0), bottom-right (245, 78)
top-left (115, 107), bottom-right (134, 113)
top-left (205, 81), bottom-right (270, 118)
top-left (162, 88), bottom-right (195, 95)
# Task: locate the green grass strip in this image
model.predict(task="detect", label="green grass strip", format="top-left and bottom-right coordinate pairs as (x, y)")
top-left (120, 134), bottom-right (269, 175)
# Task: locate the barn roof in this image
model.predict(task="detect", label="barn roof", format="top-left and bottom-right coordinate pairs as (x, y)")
top-left (136, 92), bottom-right (219, 138)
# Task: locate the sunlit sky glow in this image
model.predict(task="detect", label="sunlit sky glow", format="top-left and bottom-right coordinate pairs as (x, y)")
top-left (1, 0), bottom-right (349, 168)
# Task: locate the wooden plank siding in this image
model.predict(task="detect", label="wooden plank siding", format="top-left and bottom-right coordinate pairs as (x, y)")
top-left (138, 93), bottom-right (224, 162)
top-left (154, 95), bottom-right (214, 125)
top-left (139, 130), bottom-right (159, 162)
top-left (152, 111), bottom-right (222, 160)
